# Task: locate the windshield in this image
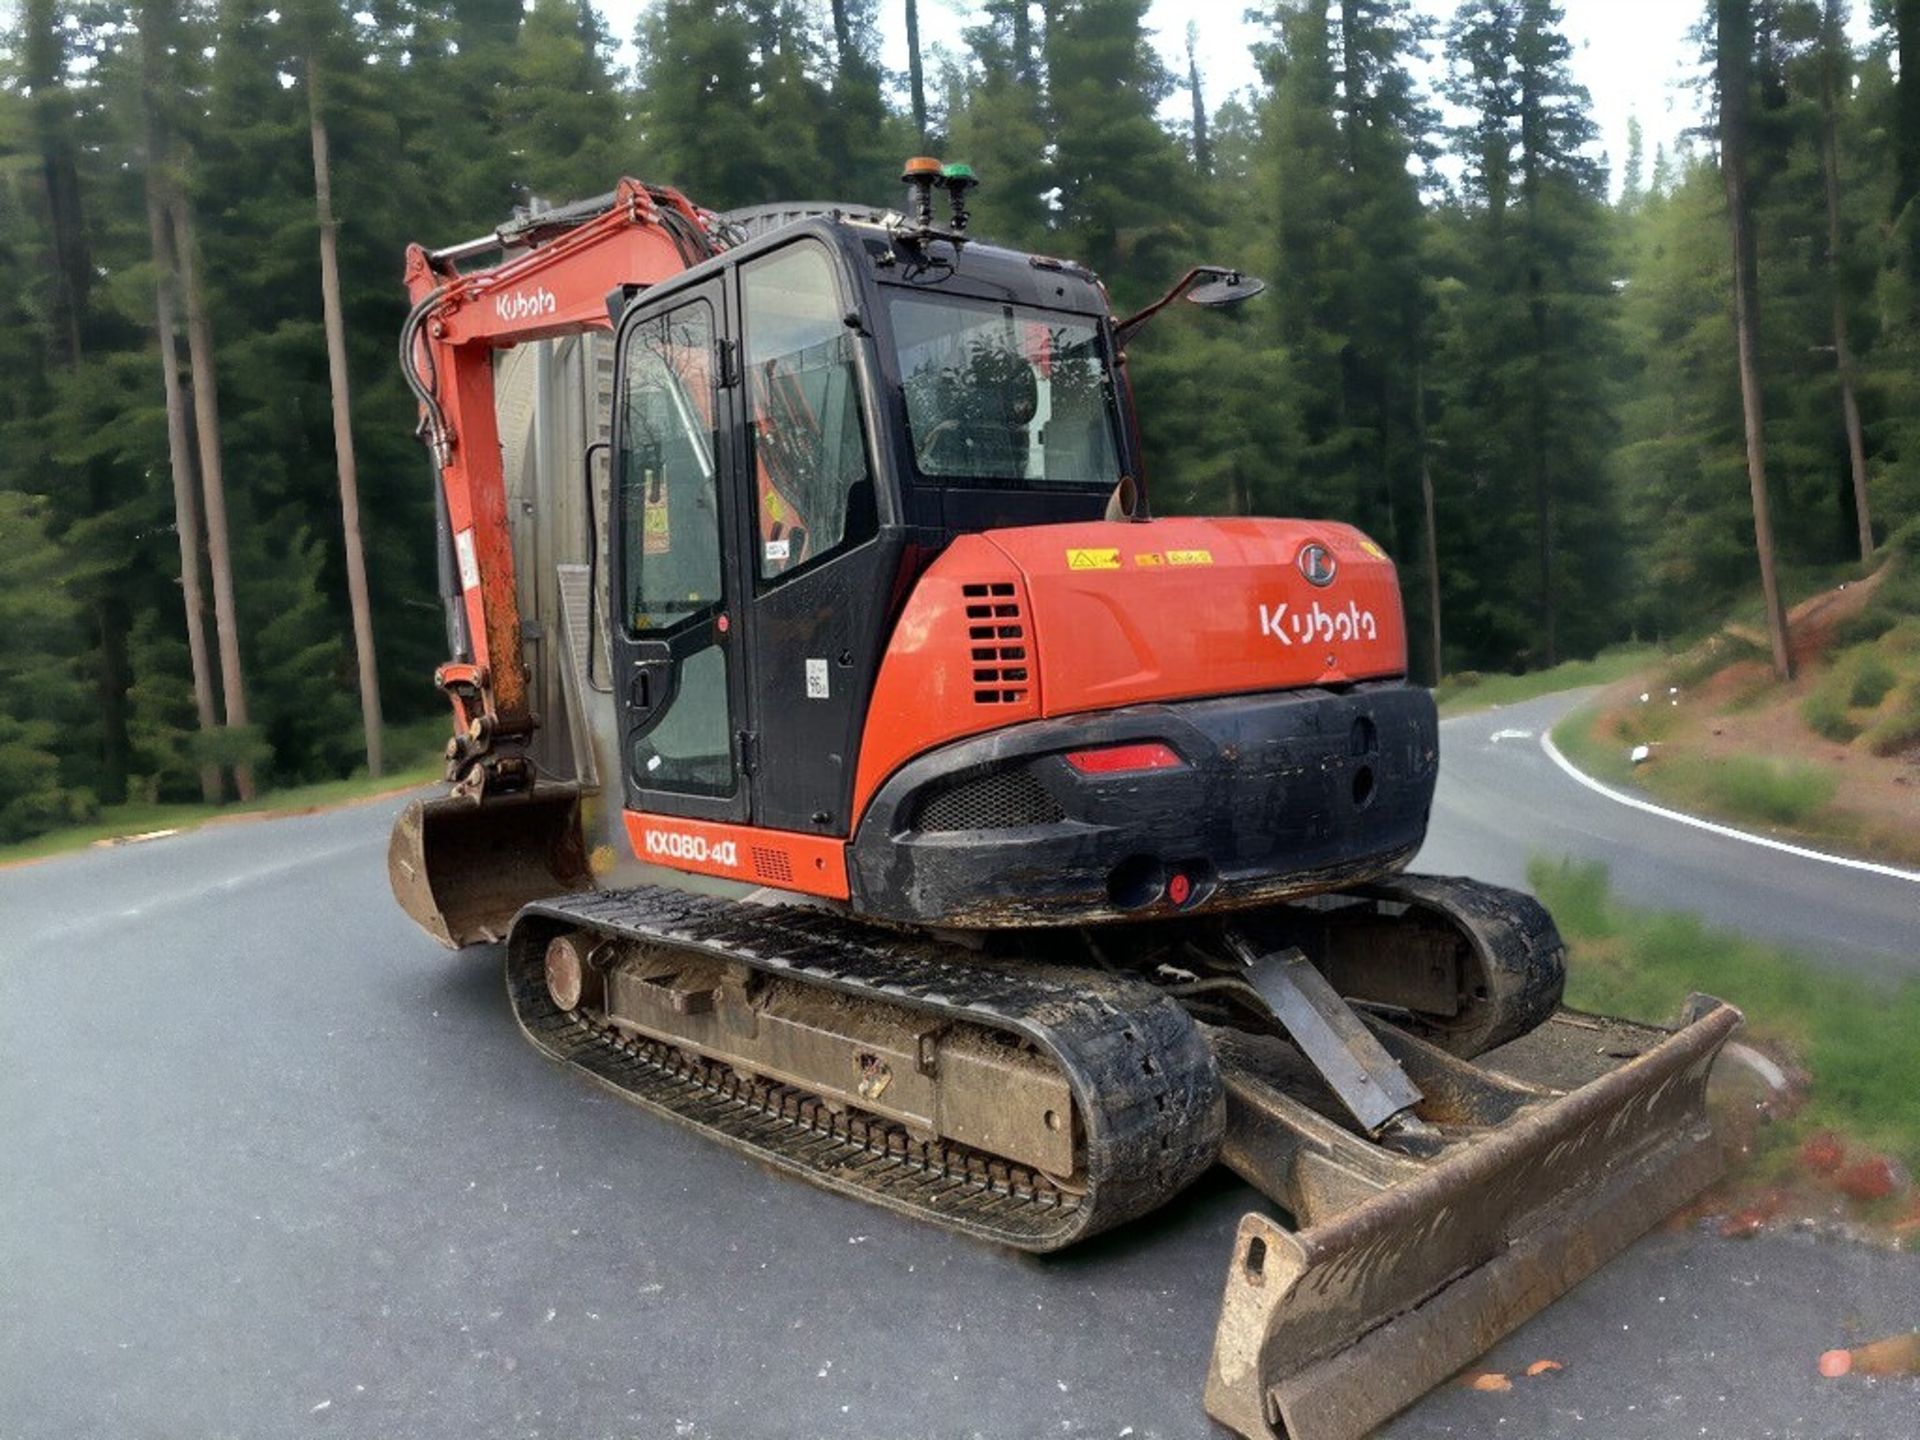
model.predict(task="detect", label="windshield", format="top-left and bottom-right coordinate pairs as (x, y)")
top-left (888, 294), bottom-right (1121, 485)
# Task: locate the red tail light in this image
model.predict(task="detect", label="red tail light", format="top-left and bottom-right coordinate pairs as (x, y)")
top-left (1063, 742), bottom-right (1183, 775)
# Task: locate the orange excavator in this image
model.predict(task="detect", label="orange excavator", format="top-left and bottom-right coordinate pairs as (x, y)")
top-left (387, 163), bottom-right (1739, 1440)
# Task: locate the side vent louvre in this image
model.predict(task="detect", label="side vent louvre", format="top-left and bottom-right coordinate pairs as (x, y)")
top-left (960, 581), bottom-right (1030, 705)
top-left (750, 847), bottom-right (795, 884)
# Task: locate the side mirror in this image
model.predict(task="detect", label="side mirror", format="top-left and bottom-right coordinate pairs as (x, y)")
top-left (1113, 265), bottom-right (1270, 348)
top-left (1186, 273), bottom-right (1267, 308)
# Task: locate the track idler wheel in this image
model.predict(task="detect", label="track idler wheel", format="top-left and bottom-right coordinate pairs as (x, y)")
top-left (543, 933), bottom-right (605, 1011)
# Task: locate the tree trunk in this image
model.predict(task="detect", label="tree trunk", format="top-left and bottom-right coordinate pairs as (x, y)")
top-left (1819, 0), bottom-right (1873, 564)
top-left (141, 119), bottom-right (222, 802)
top-left (1529, 267), bottom-right (1555, 668)
top-left (1518, 47), bottom-right (1555, 668)
top-left (23, 0), bottom-right (89, 369)
top-left (308, 57), bottom-right (385, 779)
top-left (29, 0), bottom-right (133, 796)
top-left (1416, 362), bottom-right (1443, 685)
top-left (170, 192), bottom-right (258, 799)
top-left (1718, 0), bottom-right (1794, 680)
top-left (829, 0), bottom-right (854, 73)
top-left (1896, 0), bottom-right (1920, 229)
top-left (905, 0), bottom-right (929, 144)
top-left (93, 595), bottom-right (131, 805)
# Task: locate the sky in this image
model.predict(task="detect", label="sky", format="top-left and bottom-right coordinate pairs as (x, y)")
top-left (599, 1), bottom-right (1886, 199)
top-left (881, 0), bottom-right (1715, 189)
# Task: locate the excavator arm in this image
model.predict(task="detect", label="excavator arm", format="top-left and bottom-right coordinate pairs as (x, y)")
top-left (399, 178), bottom-right (720, 798)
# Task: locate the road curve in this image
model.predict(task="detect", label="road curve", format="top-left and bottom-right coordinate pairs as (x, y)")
top-left (1422, 690), bottom-right (1917, 985)
top-left (1, 713), bottom-right (1915, 1440)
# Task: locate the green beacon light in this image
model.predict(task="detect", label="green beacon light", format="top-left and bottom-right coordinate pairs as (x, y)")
top-left (937, 162), bottom-right (978, 235)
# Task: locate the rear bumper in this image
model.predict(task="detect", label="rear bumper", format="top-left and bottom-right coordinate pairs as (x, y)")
top-left (846, 682), bottom-right (1438, 928)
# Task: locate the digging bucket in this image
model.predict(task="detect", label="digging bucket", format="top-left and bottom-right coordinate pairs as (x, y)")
top-left (388, 784), bottom-right (592, 948)
top-left (1204, 999), bottom-right (1742, 1440)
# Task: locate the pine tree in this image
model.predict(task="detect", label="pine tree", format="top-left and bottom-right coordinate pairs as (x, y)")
top-left (1187, 23), bottom-right (1213, 176)
top-left (171, 189), bottom-right (260, 794)
top-left (1257, 1), bottom-right (1430, 612)
top-left (905, 0), bottom-right (930, 145)
top-left (136, 0), bottom-right (222, 803)
top-left (637, 1), bottom-right (800, 206)
top-left (1815, 0), bottom-right (1874, 560)
top-left (1043, 0), bottom-right (1198, 305)
top-left (1621, 115), bottom-right (1647, 212)
top-left (1716, 0), bottom-right (1796, 679)
top-left (816, 0), bottom-right (896, 199)
top-left (297, 0), bottom-right (385, 778)
top-left (945, 0), bottom-right (1050, 249)
top-left (1434, 0), bottom-right (1622, 670)
top-left (0, 492), bottom-right (94, 839)
top-left (490, 0), bottom-right (629, 201)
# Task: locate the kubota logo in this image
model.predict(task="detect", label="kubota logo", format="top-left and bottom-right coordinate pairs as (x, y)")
top-left (495, 285), bottom-right (558, 324)
top-left (1298, 543), bottom-right (1337, 587)
top-left (1259, 600), bottom-right (1379, 647)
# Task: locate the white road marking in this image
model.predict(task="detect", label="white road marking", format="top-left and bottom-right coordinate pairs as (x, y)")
top-left (1538, 729), bottom-right (1920, 886)
top-left (1489, 728), bottom-right (1535, 743)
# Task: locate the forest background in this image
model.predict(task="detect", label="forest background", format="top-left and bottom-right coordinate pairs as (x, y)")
top-left (2, 0), bottom-right (1917, 842)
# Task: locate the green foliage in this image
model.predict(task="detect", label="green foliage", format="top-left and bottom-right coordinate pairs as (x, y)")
top-left (1661, 630), bottom-right (1771, 690)
top-left (1848, 648), bottom-right (1899, 706)
top-left (1833, 543), bottom-right (1920, 648)
top-left (1043, 0), bottom-right (1197, 307)
top-left (1430, 645), bottom-right (1662, 714)
top-left (1535, 856), bottom-right (1920, 1168)
top-left (1, 0), bottom-right (1919, 848)
top-left (0, 491), bottom-right (98, 839)
top-left (1800, 674), bottom-right (1862, 740)
top-left (1862, 681), bottom-right (1920, 755)
top-left (1430, 0), bottom-right (1623, 673)
top-left (1663, 752), bottom-right (1839, 826)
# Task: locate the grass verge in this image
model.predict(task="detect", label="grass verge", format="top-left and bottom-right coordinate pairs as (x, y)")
top-left (1434, 645), bottom-right (1661, 716)
top-left (1535, 856), bottom-right (1920, 1174)
top-left (1550, 699), bottom-right (1906, 855)
top-left (0, 720), bottom-right (447, 868)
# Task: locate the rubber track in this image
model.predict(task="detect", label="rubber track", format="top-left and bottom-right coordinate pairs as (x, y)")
top-left (506, 886), bottom-right (1226, 1252)
top-left (1358, 875), bottom-right (1568, 1056)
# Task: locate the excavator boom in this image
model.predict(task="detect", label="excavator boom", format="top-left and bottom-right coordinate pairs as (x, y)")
top-left (389, 180), bottom-right (719, 941)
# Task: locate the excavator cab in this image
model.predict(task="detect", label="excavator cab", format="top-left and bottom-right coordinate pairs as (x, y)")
top-left (601, 222), bottom-right (1127, 854)
top-left (594, 217), bottom-right (1439, 929)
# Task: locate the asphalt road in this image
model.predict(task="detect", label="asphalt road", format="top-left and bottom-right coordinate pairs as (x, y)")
top-left (1423, 690), bottom-right (1918, 985)
top-left (4, 695), bottom-right (1916, 1440)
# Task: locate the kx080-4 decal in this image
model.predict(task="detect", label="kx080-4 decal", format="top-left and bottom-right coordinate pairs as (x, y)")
top-left (643, 828), bottom-right (741, 868)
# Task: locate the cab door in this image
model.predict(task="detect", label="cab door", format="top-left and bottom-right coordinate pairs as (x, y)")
top-left (730, 238), bottom-right (888, 836)
top-left (610, 279), bottom-right (750, 824)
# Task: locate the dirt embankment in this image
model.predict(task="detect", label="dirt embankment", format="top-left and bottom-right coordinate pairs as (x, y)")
top-left (1569, 562), bottom-right (1920, 866)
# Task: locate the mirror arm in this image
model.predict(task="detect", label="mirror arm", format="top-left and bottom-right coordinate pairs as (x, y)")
top-left (1112, 266), bottom-right (1212, 351)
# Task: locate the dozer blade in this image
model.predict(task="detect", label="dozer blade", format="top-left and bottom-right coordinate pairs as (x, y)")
top-left (388, 784), bottom-right (592, 948)
top-left (1204, 999), bottom-right (1741, 1440)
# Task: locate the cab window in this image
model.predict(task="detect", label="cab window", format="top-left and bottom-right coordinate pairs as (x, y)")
top-left (740, 242), bottom-right (878, 581)
top-left (890, 294), bottom-right (1121, 486)
top-left (620, 302), bottom-right (720, 633)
